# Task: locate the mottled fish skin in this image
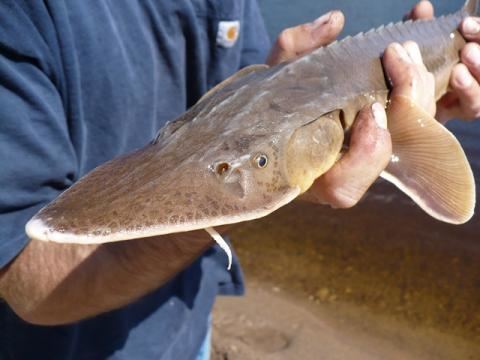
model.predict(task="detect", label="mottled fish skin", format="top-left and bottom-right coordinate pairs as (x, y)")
top-left (27, 4), bottom-right (474, 243)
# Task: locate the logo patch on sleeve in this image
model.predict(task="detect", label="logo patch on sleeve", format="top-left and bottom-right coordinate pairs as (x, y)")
top-left (216, 21), bottom-right (240, 48)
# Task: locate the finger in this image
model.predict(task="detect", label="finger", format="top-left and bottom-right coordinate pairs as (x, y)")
top-left (409, 1), bottom-right (434, 21)
top-left (437, 43), bottom-right (480, 122)
top-left (383, 43), bottom-right (414, 98)
top-left (309, 103), bottom-right (392, 208)
top-left (308, 11), bottom-right (344, 49)
top-left (384, 43), bottom-right (436, 115)
top-left (460, 17), bottom-right (480, 41)
top-left (266, 10), bottom-right (344, 65)
top-left (403, 41), bottom-right (425, 68)
top-left (449, 63), bottom-right (480, 119)
top-left (461, 42), bottom-right (480, 80)
top-left (436, 92), bottom-right (460, 123)
top-left (404, 41), bottom-right (436, 110)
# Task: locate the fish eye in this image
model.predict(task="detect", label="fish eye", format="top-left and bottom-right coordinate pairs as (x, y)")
top-left (254, 154), bottom-right (268, 169)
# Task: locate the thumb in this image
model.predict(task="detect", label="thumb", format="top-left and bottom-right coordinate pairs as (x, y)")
top-left (306, 103), bottom-right (392, 208)
top-left (267, 10), bottom-right (344, 65)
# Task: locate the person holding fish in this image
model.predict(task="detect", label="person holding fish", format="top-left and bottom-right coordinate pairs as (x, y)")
top-left (0, 0), bottom-right (478, 359)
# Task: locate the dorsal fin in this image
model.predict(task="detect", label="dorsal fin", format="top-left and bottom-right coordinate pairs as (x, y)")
top-left (198, 64), bottom-right (269, 103)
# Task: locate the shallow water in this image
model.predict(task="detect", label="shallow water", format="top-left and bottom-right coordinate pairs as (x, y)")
top-left (227, 1), bottom-right (480, 357)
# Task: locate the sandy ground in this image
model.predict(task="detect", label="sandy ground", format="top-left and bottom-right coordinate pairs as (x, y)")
top-left (212, 283), bottom-right (479, 360)
top-left (211, 180), bottom-right (480, 360)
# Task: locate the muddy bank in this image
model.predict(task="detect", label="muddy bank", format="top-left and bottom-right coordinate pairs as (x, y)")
top-left (213, 180), bottom-right (480, 359)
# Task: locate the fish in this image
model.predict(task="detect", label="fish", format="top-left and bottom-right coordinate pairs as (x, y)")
top-left (26, 0), bottom-right (477, 250)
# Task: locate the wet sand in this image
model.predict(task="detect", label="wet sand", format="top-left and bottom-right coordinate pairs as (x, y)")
top-left (212, 180), bottom-right (480, 359)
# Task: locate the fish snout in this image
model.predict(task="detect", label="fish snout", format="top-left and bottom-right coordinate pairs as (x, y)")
top-left (209, 158), bottom-right (251, 199)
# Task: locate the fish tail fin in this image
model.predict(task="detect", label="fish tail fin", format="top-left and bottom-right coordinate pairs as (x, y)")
top-left (380, 95), bottom-right (476, 224)
top-left (464, 0), bottom-right (480, 16)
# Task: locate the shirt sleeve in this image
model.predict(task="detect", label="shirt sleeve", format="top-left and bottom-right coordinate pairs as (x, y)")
top-left (240, 0), bottom-right (271, 67)
top-left (0, 1), bottom-right (77, 268)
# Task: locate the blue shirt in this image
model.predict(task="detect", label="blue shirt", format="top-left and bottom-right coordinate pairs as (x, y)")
top-left (0, 1), bottom-right (270, 358)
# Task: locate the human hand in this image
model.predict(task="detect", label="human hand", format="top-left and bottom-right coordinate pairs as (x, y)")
top-left (272, 11), bottom-right (389, 208)
top-left (383, 41), bottom-right (436, 116)
top-left (304, 41), bottom-right (435, 208)
top-left (266, 10), bottom-right (345, 66)
top-left (410, 0), bottom-right (480, 122)
top-left (267, 11), bottom-right (392, 208)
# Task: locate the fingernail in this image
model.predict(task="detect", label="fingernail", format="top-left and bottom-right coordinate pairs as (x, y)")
top-left (372, 103), bottom-right (387, 130)
top-left (392, 43), bottom-right (412, 63)
top-left (463, 17), bottom-right (480, 35)
top-left (455, 65), bottom-right (473, 88)
top-left (404, 41), bottom-right (422, 63)
top-left (312, 11), bottom-right (333, 27)
top-left (465, 45), bottom-right (480, 69)
top-left (311, 12), bottom-right (338, 40)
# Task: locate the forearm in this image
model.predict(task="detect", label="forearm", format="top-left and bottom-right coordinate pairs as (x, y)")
top-left (0, 231), bottom-right (214, 325)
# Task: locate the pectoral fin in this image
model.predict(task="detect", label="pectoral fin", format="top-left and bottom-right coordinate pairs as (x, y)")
top-left (380, 95), bottom-right (476, 224)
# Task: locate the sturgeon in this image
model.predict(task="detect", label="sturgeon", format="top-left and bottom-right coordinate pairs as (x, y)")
top-left (27, 0), bottom-right (477, 246)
